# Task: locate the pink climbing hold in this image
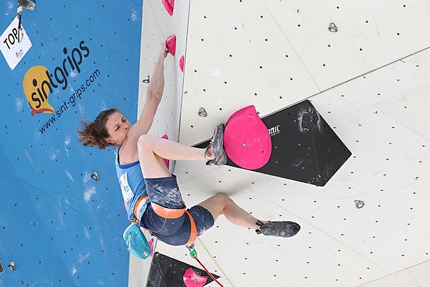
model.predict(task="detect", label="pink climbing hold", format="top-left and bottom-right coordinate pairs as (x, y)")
top-left (224, 105), bottom-right (272, 170)
top-left (161, 134), bottom-right (170, 168)
top-left (166, 35), bottom-right (176, 56)
top-left (183, 268), bottom-right (208, 287)
top-left (148, 238), bottom-right (155, 257)
top-left (179, 55), bottom-right (184, 72)
top-left (161, 0), bottom-right (174, 15)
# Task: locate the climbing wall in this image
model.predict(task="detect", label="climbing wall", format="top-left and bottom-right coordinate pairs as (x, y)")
top-left (3, 0), bottom-right (430, 286)
top-left (134, 0), bottom-right (430, 286)
top-left (180, 0), bottom-right (430, 146)
top-left (0, 1), bottom-right (143, 286)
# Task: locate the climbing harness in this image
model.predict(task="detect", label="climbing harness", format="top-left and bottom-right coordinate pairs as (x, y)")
top-left (151, 202), bottom-right (197, 245)
top-left (129, 196), bottom-right (198, 245)
top-left (186, 243), bottom-right (225, 287)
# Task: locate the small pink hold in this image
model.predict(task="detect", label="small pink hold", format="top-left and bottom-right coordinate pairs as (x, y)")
top-left (166, 35), bottom-right (176, 56)
top-left (161, 0), bottom-right (174, 16)
top-left (161, 134), bottom-right (170, 168)
top-left (179, 55), bottom-right (184, 72)
top-left (148, 238), bottom-right (155, 257)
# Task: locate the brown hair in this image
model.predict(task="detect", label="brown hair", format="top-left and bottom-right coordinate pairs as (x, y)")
top-left (77, 108), bottom-right (118, 149)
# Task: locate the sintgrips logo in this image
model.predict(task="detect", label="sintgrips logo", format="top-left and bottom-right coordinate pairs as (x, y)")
top-left (22, 40), bottom-right (90, 115)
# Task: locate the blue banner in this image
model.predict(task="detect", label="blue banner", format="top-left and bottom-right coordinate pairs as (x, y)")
top-left (0, 1), bottom-right (143, 286)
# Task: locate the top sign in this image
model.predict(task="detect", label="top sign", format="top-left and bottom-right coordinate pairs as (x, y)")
top-left (0, 17), bottom-right (32, 70)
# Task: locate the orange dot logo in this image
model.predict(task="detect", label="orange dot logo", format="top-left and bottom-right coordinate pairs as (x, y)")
top-left (23, 65), bottom-right (55, 115)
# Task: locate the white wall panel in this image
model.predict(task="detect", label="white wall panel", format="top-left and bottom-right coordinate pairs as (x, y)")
top-left (360, 260), bottom-right (430, 287)
top-left (310, 47), bottom-right (430, 124)
top-left (135, 0), bottom-right (430, 286)
top-left (180, 0), bottom-right (320, 146)
top-left (375, 81), bottom-right (430, 140)
top-left (157, 168), bottom-right (389, 286)
top-left (179, 0), bottom-right (430, 147)
top-left (263, 0), bottom-right (430, 90)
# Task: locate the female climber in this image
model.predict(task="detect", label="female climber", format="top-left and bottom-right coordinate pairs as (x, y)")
top-left (77, 37), bottom-right (300, 246)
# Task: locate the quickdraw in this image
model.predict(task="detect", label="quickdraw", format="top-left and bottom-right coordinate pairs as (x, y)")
top-left (186, 244), bottom-right (224, 287)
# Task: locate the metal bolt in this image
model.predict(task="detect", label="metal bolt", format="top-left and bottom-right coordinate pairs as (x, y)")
top-left (198, 107), bottom-right (208, 117)
top-left (7, 262), bottom-right (15, 271)
top-left (328, 22), bottom-right (338, 32)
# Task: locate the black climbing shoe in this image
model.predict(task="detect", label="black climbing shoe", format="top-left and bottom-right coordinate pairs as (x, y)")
top-left (205, 123), bottom-right (227, 166)
top-left (255, 220), bottom-right (300, 238)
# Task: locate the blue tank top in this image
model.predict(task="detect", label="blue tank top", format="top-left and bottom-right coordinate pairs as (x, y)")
top-left (115, 147), bottom-right (148, 222)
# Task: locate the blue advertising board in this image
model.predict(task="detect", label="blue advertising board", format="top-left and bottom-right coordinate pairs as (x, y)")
top-left (0, 1), bottom-right (143, 286)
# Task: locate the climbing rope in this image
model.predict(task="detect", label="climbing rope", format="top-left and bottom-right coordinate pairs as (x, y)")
top-left (197, 238), bottom-right (234, 287)
top-left (186, 243), bottom-right (225, 287)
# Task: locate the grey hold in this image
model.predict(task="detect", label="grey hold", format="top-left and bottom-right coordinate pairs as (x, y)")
top-left (91, 171), bottom-right (99, 181)
top-left (328, 22), bottom-right (338, 32)
top-left (355, 200), bottom-right (365, 209)
top-left (198, 107), bottom-right (208, 117)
